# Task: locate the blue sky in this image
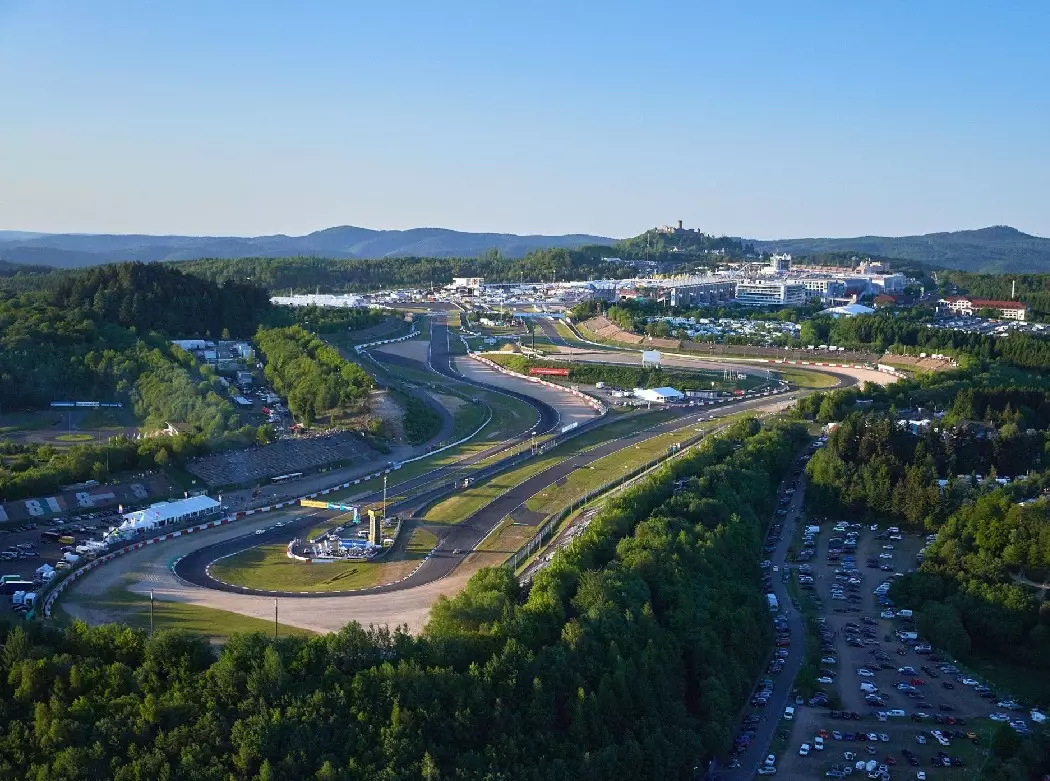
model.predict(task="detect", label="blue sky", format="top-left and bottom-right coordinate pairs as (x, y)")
top-left (1, 1), bottom-right (1047, 239)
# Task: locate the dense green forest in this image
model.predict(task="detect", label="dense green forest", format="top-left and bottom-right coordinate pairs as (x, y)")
top-left (169, 247), bottom-right (637, 294)
top-left (399, 394), bottom-right (442, 445)
top-left (891, 486), bottom-right (1050, 691)
top-left (804, 411), bottom-right (1043, 529)
top-left (254, 326), bottom-right (374, 425)
top-left (271, 305), bottom-right (387, 334)
top-left (0, 417), bottom-right (805, 780)
top-left (0, 263), bottom-right (278, 500)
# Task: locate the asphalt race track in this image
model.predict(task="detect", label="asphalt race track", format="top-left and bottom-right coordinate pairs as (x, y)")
top-left (173, 392), bottom-right (795, 598)
top-left (428, 318), bottom-right (560, 435)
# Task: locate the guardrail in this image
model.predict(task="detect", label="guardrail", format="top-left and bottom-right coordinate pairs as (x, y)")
top-left (43, 379), bottom-right (788, 618)
top-left (468, 353), bottom-right (608, 415)
top-left (505, 423), bottom-right (716, 575)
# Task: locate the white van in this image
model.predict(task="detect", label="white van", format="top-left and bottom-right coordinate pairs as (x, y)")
top-left (860, 683), bottom-right (878, 693)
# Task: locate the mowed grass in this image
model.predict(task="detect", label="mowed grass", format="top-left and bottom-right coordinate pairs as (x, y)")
top-left (523, 415), bottom-right (737, 518)
top-left (209, 523), bottom-right (439, 592)
top-left (776, 367), bottom-right (841, 388)
top-left (55, 433), bottom-right (94, 442)
top-left (424, 410), bottom-right (683, 525)
top-left (60, 585), bottom-right (316, 640)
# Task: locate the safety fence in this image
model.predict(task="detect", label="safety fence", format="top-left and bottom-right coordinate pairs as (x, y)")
top-left (505, 421), bottom-right (719, 575)
top-left (42, 359), bottom-right (789, 618)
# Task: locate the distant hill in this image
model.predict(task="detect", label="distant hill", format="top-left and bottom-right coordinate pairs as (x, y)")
top-left (0, 226), bottom-right (613, 268)
top-left (751, 226), bottom-right (1050, 274)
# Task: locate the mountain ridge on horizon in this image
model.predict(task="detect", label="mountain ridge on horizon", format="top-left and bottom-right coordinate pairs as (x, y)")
top-left (1, 223), bottom-right (1048, 274)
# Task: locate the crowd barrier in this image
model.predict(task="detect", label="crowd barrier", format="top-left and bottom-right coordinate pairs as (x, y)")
top-left (353, 327), bottom-right (418, 354)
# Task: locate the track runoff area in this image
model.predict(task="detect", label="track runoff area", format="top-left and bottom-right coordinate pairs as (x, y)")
top-left (70, 315), bottom-right (877, 633)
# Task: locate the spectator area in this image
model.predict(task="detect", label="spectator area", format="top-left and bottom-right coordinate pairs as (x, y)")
top-left (185, 434), bottom-right (374, 488)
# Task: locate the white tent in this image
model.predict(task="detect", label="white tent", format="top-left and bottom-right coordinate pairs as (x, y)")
top-left (35, 563), bottom-right (55, 577)
top-left (119, 495), bottom-right (221, 532)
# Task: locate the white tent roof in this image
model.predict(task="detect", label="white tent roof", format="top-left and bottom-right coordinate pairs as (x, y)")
top-left (120, 495), bottom-right (220, 530)
top-left (820, 303), bottom-right (875, 318)
top-left (36, 563), bottom-right (55, 574)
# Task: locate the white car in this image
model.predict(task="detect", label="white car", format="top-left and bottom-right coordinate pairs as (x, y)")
top-left (814, 737), bottom-right (824, 751)
top-left (961, 677), bottom-right (979, 686)
top-left (255, 529), bottom-right (265, 535)
top-left (989, 713), bottom-right (1010, 722)
top-left (821, 657), bottom-right (838, 665)
top-left (856, 669), bottom-right (874, 677)
top-left (817, 676), bottom-right (835, 684)
top-left (799, 743), bottom-right (811, 757)
top-left (756, 768), bottom-right (777, 776)
top-left (881, 610), bottom-right (895, 619)
top-left (917, 773), bottom-right (927, 781)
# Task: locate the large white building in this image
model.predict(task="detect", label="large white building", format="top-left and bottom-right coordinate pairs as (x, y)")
top-left (735, 280), bottom-right (810, 307)
top-left (940, 297), bottom-right (1027, 321)
top-left (664, 278), bottom-right (738, 307)
top-left (799, 278), bottom-right (847, 300)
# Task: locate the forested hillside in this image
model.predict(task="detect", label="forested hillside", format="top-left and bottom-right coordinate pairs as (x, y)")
top-left (172, 246), bottom-right (637, 293)
top-left (0, 418), bottom-right (806, 780)
top-left (0, 263), bottom-right (274, 499)
top-left (753, 225), bottom-right (1050, 273)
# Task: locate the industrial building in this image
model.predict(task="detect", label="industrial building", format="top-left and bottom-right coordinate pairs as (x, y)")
top-left (734, 280), bottom-right (810, 307)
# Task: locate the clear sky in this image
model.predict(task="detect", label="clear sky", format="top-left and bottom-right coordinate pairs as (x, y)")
top-left (1, 1), bottom-right (1047, 239)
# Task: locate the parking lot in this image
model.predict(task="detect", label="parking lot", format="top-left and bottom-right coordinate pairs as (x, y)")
top-left (0, 508), bottom-right (125, 614)
top-left (724, 442), bottom-right (1042, 780)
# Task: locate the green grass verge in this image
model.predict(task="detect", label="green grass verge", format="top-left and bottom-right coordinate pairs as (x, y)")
top-left (209, 543), bottom-right (385, 592)
top-left (424, 410), bottom-right (682, 525)
top-left (59, 585), bottom-right (315, 639)
top-left (776, 367), bottom-right (841, 389)
top-left (208, 525), bottom-right (438, 593)
top-left (55, 433), bottom-right (95, 442)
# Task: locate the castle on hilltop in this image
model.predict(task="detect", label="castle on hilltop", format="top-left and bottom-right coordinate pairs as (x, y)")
top-left (658, 219), bottom-right (703, 235)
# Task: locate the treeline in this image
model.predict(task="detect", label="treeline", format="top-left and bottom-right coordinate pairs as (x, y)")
top-left (171, 247), bottom-right (638, 294)
top-left (944, 271), bottom-right (1050, 320)
top-left (488, 354), bottom-right (734, 391)
top-left (0, 418), bottom-right (806, 780)
top-left (49, 262), bottom-right (271, 338)
top-left (0, 426), bottom-right (263, 501)
top-left (804, 412), bottom-right (1045, 529)
top-left (269, 304), bottom-right (387, 334)
top-left (802, 310), bottom-right (1050, 372)
top-left (890, 486), bottom-right (1050, 693)
top-left (399, 394), bottom-right (442, 445)
top-left (255, 326), bottom-right (373, 424)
